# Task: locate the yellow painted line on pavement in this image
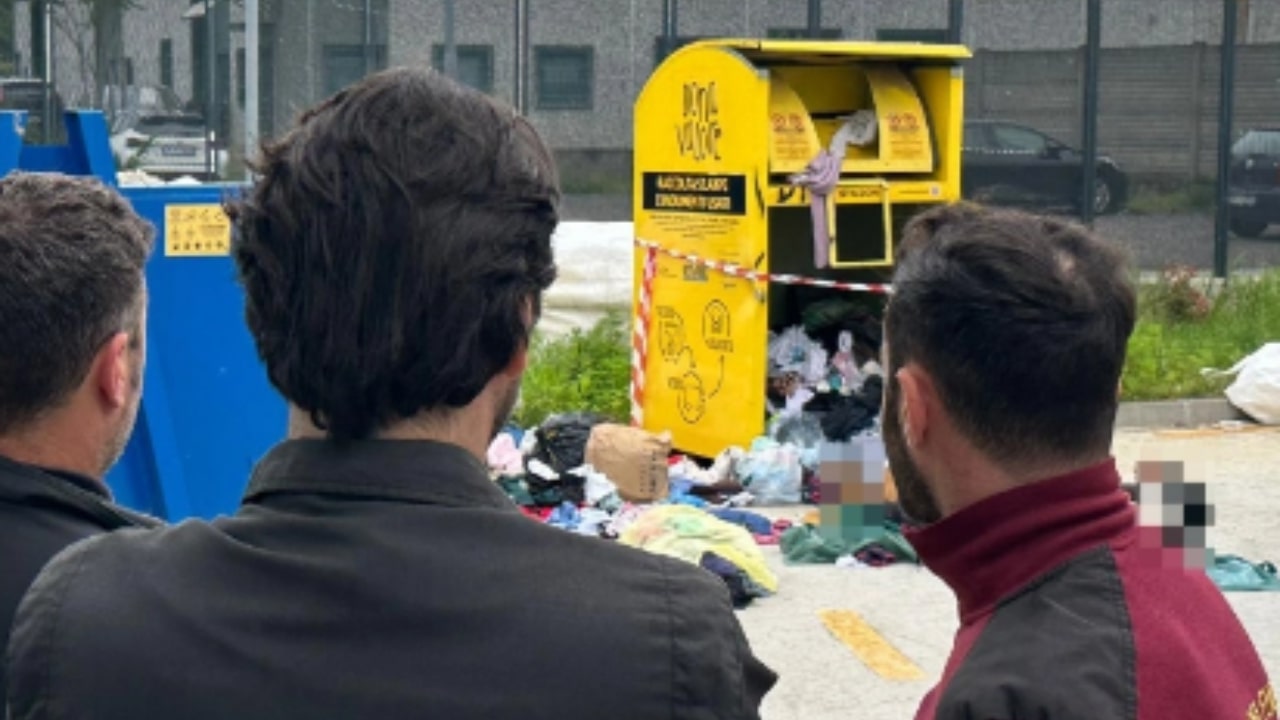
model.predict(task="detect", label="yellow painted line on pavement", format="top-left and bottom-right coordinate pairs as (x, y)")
top-left (819, 609), bottom-right (925, 681)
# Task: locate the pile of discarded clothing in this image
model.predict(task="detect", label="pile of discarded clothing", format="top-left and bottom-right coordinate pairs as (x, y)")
top-left (780, 518), bottom-right (919, 568)
top-left (767, 300), bottom-right (885, 441)
top-left (619, 505), bottom-right (780, 608)
top-left (487, 414), bottom-right (784, 606)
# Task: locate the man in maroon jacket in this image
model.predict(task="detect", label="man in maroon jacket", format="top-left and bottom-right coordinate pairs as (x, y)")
top-left (881, 203), bottom-right (1274, 720)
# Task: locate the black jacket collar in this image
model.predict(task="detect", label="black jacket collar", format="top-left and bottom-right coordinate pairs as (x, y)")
top-left (0, 453), bottom-right (161, 529)
top-left (243, 439), bottom-right (517, 512)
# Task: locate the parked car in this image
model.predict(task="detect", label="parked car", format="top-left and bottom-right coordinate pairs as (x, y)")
top-left (110, 112), bottom-right (228, 180)
top-left (1227, 128), bottom-right (1280, 239)
top-left (0, 77), bottom-right (66, 144)
top-left (962, 119), bottom-right (1129, 215)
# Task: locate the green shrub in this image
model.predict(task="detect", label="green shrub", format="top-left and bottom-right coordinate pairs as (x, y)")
top-left (1122, 269), bottom-right (1280, 401)
top-left (514, 269), bottom-right (1279, 422)
top-left (1142, 265), bottom-right (1212, 323)
top-left (514, 311), bottom-right (632, 428)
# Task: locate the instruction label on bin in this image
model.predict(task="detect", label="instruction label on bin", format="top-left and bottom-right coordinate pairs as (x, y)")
top-left (165, 204), bottom-right (231, 257)
top-left (642, 173), bottom-right (746, 216)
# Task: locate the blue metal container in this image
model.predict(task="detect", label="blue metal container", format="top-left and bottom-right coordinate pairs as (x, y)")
top-left (1, 110), bottom-right (286, 521)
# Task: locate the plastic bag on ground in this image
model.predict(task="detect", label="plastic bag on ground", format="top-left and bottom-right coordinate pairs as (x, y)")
top-left (532, 413), bottom-right (604, 473)
top-left (619, 505), bottom-right (779, 595)
top-left (769, 413), bottom-right (824, 451)
top-left (669, 451), bottom-right (738, 488)
top-left (1202, 342), bottom-right (1280, 424)
top-left (1206, 554), bottom-right (1280, 592)
top-left (572, 465), bottom-right (619, 507)
top-left (768, 326), bottom-right (829, 386)
top-left (735, 438), bottom-right (804, 505)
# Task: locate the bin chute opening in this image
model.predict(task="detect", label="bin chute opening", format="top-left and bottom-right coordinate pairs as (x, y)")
top-left (767, 63), bottom-right (935, 178)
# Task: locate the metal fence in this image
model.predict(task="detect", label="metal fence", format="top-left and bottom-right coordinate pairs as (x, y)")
top-left (3, 0), bottom-right (1278, 272)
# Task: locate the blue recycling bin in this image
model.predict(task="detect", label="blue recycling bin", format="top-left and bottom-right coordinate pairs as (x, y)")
top-left (1, 110), bottom-right (286, 521)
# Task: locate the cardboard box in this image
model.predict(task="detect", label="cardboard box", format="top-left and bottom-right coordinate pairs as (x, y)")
top-left (585, 424), bottom-right (671, 502)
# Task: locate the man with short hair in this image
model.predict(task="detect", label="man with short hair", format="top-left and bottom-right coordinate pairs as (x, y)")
top-left (882, 203), bottom-right (1272, 719)
top-left (0, 172), bottom-right (158, 702)
top-left (7, 68), bottom-right (776, 720)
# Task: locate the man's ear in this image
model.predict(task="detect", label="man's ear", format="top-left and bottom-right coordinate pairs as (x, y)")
top-left (92, 332), bottom-right (132, 410)
top-left (503, 340), bottom-right (530, 378)
top-left (896, 364), bottom-right (931, 449)
top-left (502, 297), bottom-right (537, 378)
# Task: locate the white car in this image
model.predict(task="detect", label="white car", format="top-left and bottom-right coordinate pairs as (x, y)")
top-left (110, 114), bottom-right (229, 180)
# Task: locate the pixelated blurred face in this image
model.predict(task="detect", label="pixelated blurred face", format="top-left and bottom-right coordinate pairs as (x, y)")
top-left (818, 438), bottom-right (888, 544)
top-left (1134, 459), bottom-right (1215, 571)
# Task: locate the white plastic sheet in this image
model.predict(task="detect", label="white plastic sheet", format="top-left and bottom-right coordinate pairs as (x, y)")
top-left (541, 221), bottom-right (635, 338)
top-left (1203, 343), bottom-right (1280, 425)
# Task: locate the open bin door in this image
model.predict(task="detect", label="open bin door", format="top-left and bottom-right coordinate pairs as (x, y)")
top-left (828, 180), bottom-right (893, 268)
top-left (768, 60), bottom-right (940, 270)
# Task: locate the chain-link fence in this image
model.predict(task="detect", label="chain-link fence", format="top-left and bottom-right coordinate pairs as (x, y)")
top-left (2, 0), bottom-right (1277, 271)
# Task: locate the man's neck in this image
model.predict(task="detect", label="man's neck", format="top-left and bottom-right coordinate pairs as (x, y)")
top-left (936, 450), bottom-right (1115, 518)
top-left (0, 423), bottom-right (104, 483)
top-left (286, 407), bottom-right (492, 461)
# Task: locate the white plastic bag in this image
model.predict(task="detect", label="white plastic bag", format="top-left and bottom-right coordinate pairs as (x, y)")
top-left (767, 326), bottom-right (829, 386)
top-left (1202, 343), bottom-right (1280, 425)
top-left (735, 437), bottom-right (804, 505)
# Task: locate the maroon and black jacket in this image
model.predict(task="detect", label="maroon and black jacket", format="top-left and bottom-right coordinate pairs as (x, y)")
top-left (906, 459), bottom-right (1275, 720)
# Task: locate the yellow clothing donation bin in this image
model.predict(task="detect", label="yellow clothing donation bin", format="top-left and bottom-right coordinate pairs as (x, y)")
top-left (632, 39), bottom-right (970, 458)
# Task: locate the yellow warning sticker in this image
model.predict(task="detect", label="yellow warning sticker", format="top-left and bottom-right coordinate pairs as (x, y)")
top-left (165, 204), bottom-right (231, 257)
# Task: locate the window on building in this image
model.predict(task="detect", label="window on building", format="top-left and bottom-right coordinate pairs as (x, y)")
top-left (431, 44), bottom-right (494, 94)
top-left (766, 28), bottom-right (843, 39)
top-left (0, 1), bottom-right (15, 75)
top-left (30, 1), bottom-right (47, 78)
top-left (535, 46), bottom-right (593, 111)
top-left (322, 44), bottom-right (388, 98)
top-left (160, 39), bottom-right (174, 89)
top-left (236, 47), bottom-right (245, 107)
top-left (876, 28), bottom-right (948, 44)
top-left (191, 16), bottom-right (208, 106)
top-left (124, 58), bottom-right (135, 86)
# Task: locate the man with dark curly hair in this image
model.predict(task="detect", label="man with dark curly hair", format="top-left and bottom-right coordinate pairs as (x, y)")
top-left (6, 68), bottom-right (776, 720)
top-left (883, 203), bottom-right (1271, 720)
top-left (0, 173), bottom-right (160, 706)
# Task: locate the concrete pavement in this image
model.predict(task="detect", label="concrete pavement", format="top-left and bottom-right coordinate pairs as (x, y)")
top-left (738, 427), bottom-right (1280, 720)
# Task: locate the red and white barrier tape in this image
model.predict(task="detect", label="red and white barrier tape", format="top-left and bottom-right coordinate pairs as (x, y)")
top-left (629, 238), bottom-right (889, 427)
top-left (630, 243), bottom-right (658, 427)
top-left (634, 238), bottom-right (894, 295)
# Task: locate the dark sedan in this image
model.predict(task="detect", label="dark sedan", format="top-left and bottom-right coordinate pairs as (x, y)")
top-left (1228, 128), bottom-right (1280, 239)
top-left (962, 119), bottom-right (1129, 216)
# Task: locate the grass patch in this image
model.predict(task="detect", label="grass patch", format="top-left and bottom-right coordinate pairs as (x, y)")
top-left (1122, 268), bottom-right (1280, 400)
top-left (514, 310), bottom-right (632, 428)
top-left (514, 269), bottom-right (1279, 426)
top-left (1126, 179), bottom-right (1216, 216)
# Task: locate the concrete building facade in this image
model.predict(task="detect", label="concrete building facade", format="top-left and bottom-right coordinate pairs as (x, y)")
top-left (7, 0), bottom-right (1278, 179)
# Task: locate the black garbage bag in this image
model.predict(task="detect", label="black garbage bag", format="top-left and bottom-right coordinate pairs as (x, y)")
top-left (530, 413), bottom-right (604, 474)
top-left (526, 469), bottom-right (588, 508)
top-left (821, 375), bottom-right (884, 441)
